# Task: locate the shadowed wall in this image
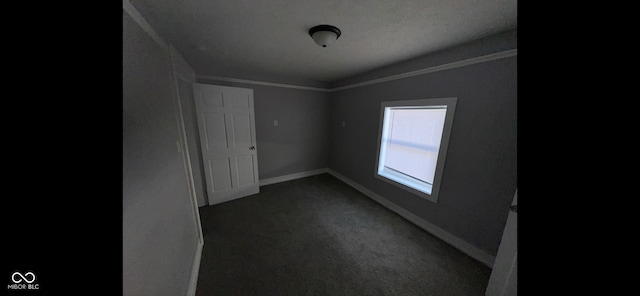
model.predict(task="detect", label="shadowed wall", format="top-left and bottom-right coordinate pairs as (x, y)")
top-left (328, 30), bottom-right (517, 257)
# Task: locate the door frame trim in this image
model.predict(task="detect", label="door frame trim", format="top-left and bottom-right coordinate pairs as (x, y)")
top-left (169, 46), bottom-right (204, 246)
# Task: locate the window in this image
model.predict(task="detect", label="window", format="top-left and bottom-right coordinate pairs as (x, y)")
top-left (375, 98), bottom-right (457, 203)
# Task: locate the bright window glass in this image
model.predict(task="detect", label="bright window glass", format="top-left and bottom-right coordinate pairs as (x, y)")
top-left (382, 107), bottom-right (446, 185)
top-left (375, 98), bottom-right (456, 203)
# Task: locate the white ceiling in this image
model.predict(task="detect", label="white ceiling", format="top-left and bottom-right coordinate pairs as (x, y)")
top-left (130, 0), bottom-right (517, 84)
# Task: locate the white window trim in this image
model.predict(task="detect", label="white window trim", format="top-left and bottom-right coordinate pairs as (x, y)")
top-left (374, 97), bottom-right (457, 203)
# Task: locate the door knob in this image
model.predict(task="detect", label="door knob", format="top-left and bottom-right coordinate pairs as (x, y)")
top-left (249, 146), bottom-right (256, 150)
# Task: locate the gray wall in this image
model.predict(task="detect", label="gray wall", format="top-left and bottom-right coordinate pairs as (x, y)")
top-left (123, 11), bottom-right (200, 296)
top-left (328, 31), bottom-right (517, 256)
top-left (196, 78), bottom-right (332, 181)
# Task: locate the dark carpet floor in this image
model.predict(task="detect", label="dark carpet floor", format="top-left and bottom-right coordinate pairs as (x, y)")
top-left (195, 173), bottom-right (491, 295)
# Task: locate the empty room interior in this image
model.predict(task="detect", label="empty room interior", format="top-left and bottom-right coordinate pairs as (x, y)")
top-left (123, 0), bottom-right (517, 295)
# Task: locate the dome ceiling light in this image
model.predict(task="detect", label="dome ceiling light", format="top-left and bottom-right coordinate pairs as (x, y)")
top-left (309, 25), bottom-right (341, 48)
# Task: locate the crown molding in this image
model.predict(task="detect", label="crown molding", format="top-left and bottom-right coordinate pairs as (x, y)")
top-left (196, 49), bottom-right (516, 92)
top-left (331, 49), bottom-right (517, 91)
top-left (123, 0), bottom-right (168, 49)
top-left (196, 75), bottom-right (331, 92)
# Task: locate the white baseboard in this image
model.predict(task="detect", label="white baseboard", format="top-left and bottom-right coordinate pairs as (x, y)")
top-left (327, 169), bottom-right (496, 268)
top-left (259, 168), bottom-right (329, 186)
top-left (186, 241), bottom-right (203, 296)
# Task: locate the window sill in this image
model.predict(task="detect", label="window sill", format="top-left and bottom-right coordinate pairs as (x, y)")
top-left (376, 168), bottom-right (438, 203)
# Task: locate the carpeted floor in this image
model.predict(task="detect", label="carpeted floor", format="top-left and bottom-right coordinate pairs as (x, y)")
top-left (195, 173), bottom-right (491, 295)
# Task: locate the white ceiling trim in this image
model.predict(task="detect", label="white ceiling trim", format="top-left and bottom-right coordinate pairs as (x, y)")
top-left (123, 0), bottom-right (168, 49)
top-left (196, 75), bottom-right (330, 92)
top-left (196, 49), bottom-right (517, 92)
top-left (331, 49), bottom-right (518, 92)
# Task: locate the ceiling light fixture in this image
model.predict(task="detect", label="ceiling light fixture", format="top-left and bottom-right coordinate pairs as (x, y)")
top-left (309, 25), bottom-right (341, 48)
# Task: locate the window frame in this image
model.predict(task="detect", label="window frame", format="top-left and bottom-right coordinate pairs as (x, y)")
top-left (374, 97), bottom-right (457, 203)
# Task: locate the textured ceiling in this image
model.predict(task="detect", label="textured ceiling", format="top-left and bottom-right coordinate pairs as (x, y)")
top-left (130, 0), bottom-right (517, 84)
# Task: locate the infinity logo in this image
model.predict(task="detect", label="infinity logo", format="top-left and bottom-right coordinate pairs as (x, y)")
top-left (11, 272), bottom-right (36, 284)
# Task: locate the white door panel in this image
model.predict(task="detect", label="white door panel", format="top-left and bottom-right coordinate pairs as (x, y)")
top-left (193, 83), bottom-right (260, 205)
top-left (203, 113), bottom-right (228, 149)
top-left (210, 158), bottom-right (232, 191)
top-left (237, 155), bottom-right (257, 186)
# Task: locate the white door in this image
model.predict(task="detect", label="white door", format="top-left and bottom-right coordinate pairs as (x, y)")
top-left (486, 189), bottom-right (518, 296)
top-left (192, 83), bottom-right (260, 205)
